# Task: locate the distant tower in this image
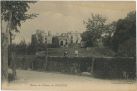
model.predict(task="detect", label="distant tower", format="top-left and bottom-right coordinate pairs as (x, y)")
top-left (48, 31), bottom-right (51, 36)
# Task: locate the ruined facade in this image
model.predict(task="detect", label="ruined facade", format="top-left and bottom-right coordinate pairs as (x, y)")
top-left (57, 31), bottom-right (82, 47)
top-left (31, 30), bottom-right (53, 45)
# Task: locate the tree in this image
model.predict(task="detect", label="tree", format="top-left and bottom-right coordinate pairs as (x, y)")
top-left (111, 11), bottom-right (136, 56)
top-left (81, 30), bottom-right (93, 47)
top-left (1, 1), bottom-right (37, 82)
top-left (17, 40), bottom-right (27, 54)
top-left (81, 14), bottom-right (108, 47)
top-left (103, 21), bottom-right (117, 48)
top-left (117, 38), bottom-right (136, 57)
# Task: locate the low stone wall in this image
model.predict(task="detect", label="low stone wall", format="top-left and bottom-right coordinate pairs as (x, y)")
top-left (15, 55), bottom-right (136, 79)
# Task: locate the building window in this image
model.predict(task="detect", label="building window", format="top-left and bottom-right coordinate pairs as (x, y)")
top-left (60, 41), bottom-right (63, 46)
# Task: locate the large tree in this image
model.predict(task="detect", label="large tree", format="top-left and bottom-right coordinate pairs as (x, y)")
top-left (81, 14), bottom-right (108, 47)
top-left (111, 11), bottom-right (136, 56)
top-left (1, 1), bottom-right (37, 82)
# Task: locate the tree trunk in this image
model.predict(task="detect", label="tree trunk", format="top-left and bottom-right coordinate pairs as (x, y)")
top-left (1, 11), bottom-right (13, 84)
top-left (1, 20), bottom-right (10, 85)
top-left (44, 42), bottom-right (48, 71)
top-left (1, 33), bottom-right (9, 84)
top-left (91, 58), bottom-right (95, 74)
top-left (9, 32), bottom-right (16, 80)
top-left (11, 51), bottom-right (16, 80)
top-left (8, 11), bottom-right (17, 80)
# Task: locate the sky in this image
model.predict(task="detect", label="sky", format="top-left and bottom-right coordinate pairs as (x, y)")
top-left (10, 1), bottom-right (135, 44)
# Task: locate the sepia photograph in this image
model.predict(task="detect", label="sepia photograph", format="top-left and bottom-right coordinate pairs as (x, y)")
top-left (1, 0), bottom-right (136, 91)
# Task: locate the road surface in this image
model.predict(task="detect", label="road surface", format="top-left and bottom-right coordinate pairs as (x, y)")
top-left (3, 69), bottom-right (137, 91)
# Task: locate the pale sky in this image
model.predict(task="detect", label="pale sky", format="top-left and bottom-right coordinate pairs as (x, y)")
top-left (11, 1), bottom-right (135, 44)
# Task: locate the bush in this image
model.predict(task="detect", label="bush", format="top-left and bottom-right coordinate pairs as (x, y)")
top-left (117, 38), bottom-right (136, 57)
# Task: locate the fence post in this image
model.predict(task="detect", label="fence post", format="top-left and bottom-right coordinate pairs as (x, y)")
top-left (91, 57), bottom-right (95, 74)
top-left (31, 60), bottom-right (33, 70)
top-left (11, 52), bottom-right (16, 80)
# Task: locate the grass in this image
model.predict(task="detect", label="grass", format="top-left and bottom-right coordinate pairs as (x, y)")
top-left (47, 47), bottom-right (115, 57)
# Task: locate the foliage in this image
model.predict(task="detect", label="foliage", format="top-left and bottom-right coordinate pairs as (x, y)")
top-left (81, 31), bottom-right (93, 47)
top-left (1, 1), bottom-right (38, 57)
top-left (81, 11), bottom-right (136, 57)
top-left (103, 21), bottom-right (117, 48)
top-left (1, 1), bottom-right (38, 81)
top-left (81, 14), bottom-right (109, 47)
top-left (1, 1), bottom-right (38, 33)
top-left (17, 40), bottom-right (27, 54)
top-left (116, 38), bottom-right (136, 57)
top-left (111, 11), bottom-right (136, 56)
top-left (15, 55), bottom-right (136, 79)
top-left (12, 30), bottom-right (47, 55)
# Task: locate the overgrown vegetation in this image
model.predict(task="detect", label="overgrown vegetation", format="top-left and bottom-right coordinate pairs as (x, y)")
top-left (111, 11), bottom-right (136, 57)
top-left (81, 11), bottom-right (136, 57)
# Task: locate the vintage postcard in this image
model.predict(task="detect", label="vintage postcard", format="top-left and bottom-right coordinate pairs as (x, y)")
top-left (1, 0), bottom-right (136, 91)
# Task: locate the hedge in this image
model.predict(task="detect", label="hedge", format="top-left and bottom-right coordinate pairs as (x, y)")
top-left (15, 55), bottom-right (136, 79)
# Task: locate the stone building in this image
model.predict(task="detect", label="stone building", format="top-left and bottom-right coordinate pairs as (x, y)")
top-left (55, 31), bottom-right (82, 47)
top-left (58, 34), bottom-right (69, 47)
top-left (31, 30), bottom-right (53, 44)
top-left (46, 31), bottom-right (52, 44)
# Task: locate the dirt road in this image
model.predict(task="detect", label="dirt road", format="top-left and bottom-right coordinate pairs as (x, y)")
top-left (3, 70), bottom-right (137, 91)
